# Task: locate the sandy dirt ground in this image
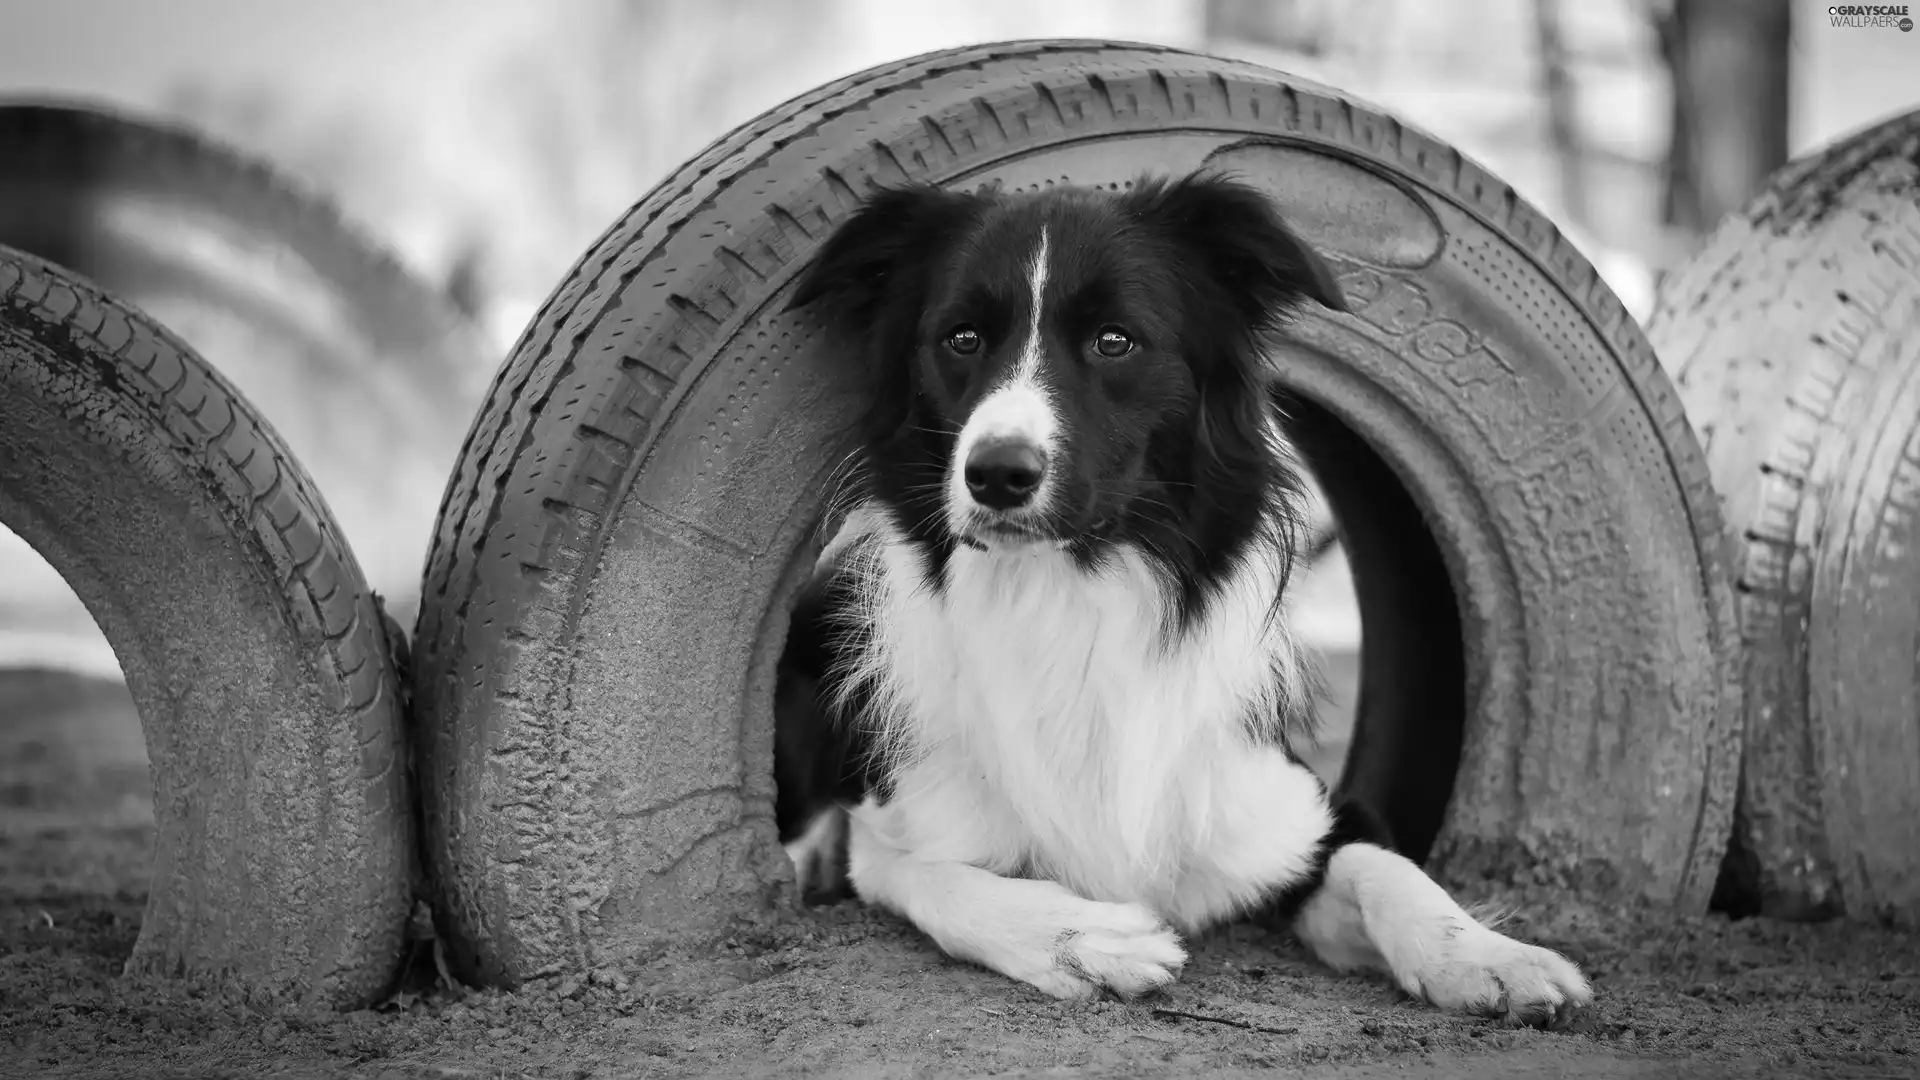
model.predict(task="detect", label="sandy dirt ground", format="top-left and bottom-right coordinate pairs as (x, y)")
top-left (3, 668), bottom-right (1917, 1080)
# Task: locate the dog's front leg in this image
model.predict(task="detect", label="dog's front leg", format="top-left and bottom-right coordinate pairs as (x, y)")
top-left (1293, 839), bottom-right (1593, 1026)
top-left (846, 797), bottom-right (1186, 1000)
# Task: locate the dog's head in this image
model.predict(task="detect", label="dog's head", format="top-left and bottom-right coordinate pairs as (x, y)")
top-left (788, 172), bottom-right (1347, 581)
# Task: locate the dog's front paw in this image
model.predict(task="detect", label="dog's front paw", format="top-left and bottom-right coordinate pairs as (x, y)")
top-left (782, 806), bottom-right (850, 903)
top-left (1024, 901), bottom-right (1188, 1002)
top-left (1405, 926), bottom-right (1592, 1027)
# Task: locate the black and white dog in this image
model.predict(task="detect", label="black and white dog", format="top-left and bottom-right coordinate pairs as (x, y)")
top-left (773, 172), bottom-right (1592, 1025)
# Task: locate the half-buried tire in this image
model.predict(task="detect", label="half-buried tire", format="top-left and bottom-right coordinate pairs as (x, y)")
top-left (411, 40), bottom-right (1744, 987)
top-left (1649, 107), bottom-right (1920, 928)
top-left (0, 245), bottom-right (411, 1009)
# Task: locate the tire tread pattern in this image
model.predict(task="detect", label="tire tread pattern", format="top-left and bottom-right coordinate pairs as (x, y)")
top-left (0, 243), bottom-right (410, 1007)
top-left (1648, 107), bottom-right (1920, 923)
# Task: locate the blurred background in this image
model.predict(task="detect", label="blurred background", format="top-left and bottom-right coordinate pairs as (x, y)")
top-left (0, 1), bottom-right (1915, 800)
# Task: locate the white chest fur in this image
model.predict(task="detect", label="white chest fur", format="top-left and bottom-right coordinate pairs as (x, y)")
top-left (829, 505), bottom-right (1331, 931)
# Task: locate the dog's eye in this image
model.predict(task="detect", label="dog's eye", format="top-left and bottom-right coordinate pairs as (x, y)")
top-left (1093, 327), bottom-right (1134, 358)
top-left (944, 325), bottom-right (982, 355)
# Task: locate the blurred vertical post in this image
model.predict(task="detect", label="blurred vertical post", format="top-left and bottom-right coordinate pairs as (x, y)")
top-left (1655, 0), bottom-right (1793, 242)
top-left (1533, 0), bottom-right (1588, 231)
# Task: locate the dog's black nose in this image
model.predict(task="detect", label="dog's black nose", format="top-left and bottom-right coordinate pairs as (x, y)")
top-left (965, 439), bottom-right (1047, 509)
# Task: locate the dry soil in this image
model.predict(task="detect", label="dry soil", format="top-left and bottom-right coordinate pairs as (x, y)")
top-left (3, 669), bottom-right (1916, 1080)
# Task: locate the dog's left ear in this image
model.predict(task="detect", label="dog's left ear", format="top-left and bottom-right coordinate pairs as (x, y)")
top-left (784, 183), bottom-right (980, 345)
top-left (1127, 172), bottom-right (1349, 325)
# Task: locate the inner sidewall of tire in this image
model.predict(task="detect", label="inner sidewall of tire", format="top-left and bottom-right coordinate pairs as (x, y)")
top-left (1278, 388), bottom-right (1466, 863)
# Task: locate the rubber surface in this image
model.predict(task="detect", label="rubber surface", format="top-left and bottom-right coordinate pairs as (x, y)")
top-left (411, 40), bottom-right (1743, 986)
top-left (1649, 107), bottom-right (1920, 927)
top-left (0, 99), bottom-right (489, 615)
top-left (0, 244), bottom-right (413, 1009)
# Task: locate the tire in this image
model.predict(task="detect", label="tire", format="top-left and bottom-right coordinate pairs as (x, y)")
top-left (0, 244), bottom-right (411, 1009)
top-left (412, 40), bottom-right (1743, 985)
top-left (1648, 107), bottom-right (1920, 928)
top-left (0, 99), bottom-right (489, 619)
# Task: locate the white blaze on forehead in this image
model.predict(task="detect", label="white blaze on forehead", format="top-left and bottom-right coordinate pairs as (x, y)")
top-left (1016, 226), bottom-right (1051, 386)
top-left (956, 227), bottom-right (1057, 453)
top-left (948, 227), bottom-right (1060, 525)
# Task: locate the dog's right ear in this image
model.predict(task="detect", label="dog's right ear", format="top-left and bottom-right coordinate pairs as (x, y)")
top-left (784, 183), bottom-right (979, 343)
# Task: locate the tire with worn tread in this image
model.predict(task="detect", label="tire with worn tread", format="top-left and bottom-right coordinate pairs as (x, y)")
top-left (412, 40), bottom-right (1743, 986)
top-left (0, 244), bottom-right (411, 1009)
top-left (1649, 107), bottom-right (1920, 928)
top-left (0, 99), bottom-right (488, 613)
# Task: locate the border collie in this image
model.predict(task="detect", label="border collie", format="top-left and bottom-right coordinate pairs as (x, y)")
top-left (773, 172), bottom-right (1592, 1025)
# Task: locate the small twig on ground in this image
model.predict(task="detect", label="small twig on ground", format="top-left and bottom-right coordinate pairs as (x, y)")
top-left (1151, 1006), bottom-right (1298, 1036)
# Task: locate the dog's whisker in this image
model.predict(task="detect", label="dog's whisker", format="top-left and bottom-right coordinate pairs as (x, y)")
top-left (906, 427), bottom-right (961, 442)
